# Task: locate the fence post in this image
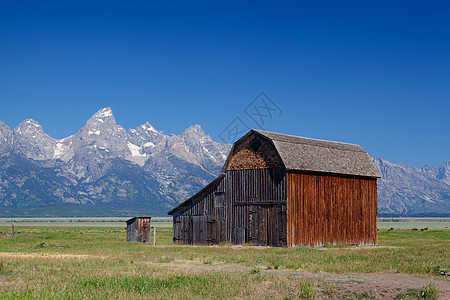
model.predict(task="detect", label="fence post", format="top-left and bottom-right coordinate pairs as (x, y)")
top-left (12, 224), bottom-right (14, 237)
top-left (146, 223), bottom-right (151, 244)
top-left (153, 226), bottom-right (156, 245)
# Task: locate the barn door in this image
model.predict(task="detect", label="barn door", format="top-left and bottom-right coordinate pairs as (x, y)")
top-left (192, 216), bottom-right (207, 245)
top-left (206, 215), bottom-right (216, 244)
top-left (279, 205), bottom-right (287, 246)
top-left (173, 217), bottom-right (182, 244)
top-left (180, 216), bottom-right (192, 244)
top-left (267, 205), bottom-right (287, 247)
top-left (248, 205), bottom-right (257, 244)
top-left (215, 208), bottom-right (226, 243)
top-left (248, 205), bottom-right (269, 246)
top-left (248, 204), bottom-right (287, 247)
top-left (215, 192), bottom-right (227, 243)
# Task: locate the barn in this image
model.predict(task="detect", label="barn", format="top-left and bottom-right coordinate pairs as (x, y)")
top-left (168, 130), bottom-right (380, 247)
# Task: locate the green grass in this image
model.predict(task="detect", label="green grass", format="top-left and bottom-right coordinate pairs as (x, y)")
top-left (0, 225), bottom-right (448, 299)
top-left (395, 283), bottom-right (439, 300)
top-left (1, 227), bottom-right (448, 274)
top-left (299, 279), bottom-right (316, 299)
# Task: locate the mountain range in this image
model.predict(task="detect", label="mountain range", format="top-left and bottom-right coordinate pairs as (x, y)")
top-left (374, 158), bottom-right (450, 216)
top-left (0, 108), bottom-right (229, 216)
top-left (0, 108), bottom-right (449, 217)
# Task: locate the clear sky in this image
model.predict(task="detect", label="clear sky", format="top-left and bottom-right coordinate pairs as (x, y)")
top-left (0, 1), bottom-right (449, 168)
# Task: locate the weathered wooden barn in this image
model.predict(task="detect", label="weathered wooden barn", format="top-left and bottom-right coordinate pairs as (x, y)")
top-left (126, 217), bottom-right (152, 243)
top-left (168, 130), bottom-right (380, 247)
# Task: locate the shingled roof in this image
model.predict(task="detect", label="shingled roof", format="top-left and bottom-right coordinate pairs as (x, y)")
top-left (223, 130), bottom-right (380, 178)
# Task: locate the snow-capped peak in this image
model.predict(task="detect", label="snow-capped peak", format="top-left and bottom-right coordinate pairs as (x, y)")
top-left (182, 124), bottom-right (206, 137)
top-left (141, 122), bottom-right (158, 133)
top-left (15, 119), bottom-right (44, 135)
top-left (93, 107), bottom-right (113, 118)
top-left (24, 119), bottom-right (41, 126)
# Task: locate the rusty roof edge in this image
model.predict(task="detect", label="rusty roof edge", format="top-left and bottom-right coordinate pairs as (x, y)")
top-left (167, 174), bottom-right (225, 215)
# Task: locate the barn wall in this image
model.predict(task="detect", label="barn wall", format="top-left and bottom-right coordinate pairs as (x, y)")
top-left (226, 168), bottom-right (287, 246)
top-left (287, 172), bottom-right (377, 247)
top-left (172, 177), bottom-right (227, 245)
top-left (172, 168), bottom-right (288, 246)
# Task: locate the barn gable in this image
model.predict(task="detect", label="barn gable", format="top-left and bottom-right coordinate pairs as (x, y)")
top-left (222, 131), bottom-right (284, 171)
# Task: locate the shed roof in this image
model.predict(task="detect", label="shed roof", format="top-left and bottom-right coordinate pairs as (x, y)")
top-left (126, 216), bottom-right (152, 224)
top-left (222, 130), bottom-right (380, 178)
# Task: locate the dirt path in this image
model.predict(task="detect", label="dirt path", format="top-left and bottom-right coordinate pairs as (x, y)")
top-left (279, 270), bottom-right (450, 299)
top-left (161, 262), bottom-right (450, 299)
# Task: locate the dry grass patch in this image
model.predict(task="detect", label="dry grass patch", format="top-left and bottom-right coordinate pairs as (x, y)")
top-left (0, 252), bottom-right (94, 260)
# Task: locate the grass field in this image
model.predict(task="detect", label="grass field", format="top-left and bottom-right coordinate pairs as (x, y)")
top-left (377, 218), bottom-right (450, 230)
top-left (0, 221), bottom-right (449, 299)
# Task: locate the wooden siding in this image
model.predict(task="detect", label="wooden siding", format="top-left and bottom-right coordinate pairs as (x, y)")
top-left (172, 177), bottom-right (227, 245)
top-left (172, 168), bottom-right (288, 246)
top-left (287, 172), bottom-right (377, 247)
top-left (126, 221), bottom-right (136, 242)
top-left (227, 168), bottom-right (287, 246)
top-left (126, 217), bottom-right (152, 243)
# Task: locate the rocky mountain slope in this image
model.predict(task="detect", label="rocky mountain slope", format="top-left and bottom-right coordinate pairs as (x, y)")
top-left (0, 108), bottom-right (448, 216)
top-left (374, 158), bottom-right (450, 216)
top-left (0, 108), bottom-right (230, 215)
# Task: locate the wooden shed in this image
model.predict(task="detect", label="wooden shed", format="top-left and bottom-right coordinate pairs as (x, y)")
top-left (126, 217), bottom-right (152, 243)
top-left (168, 130), bottom-right (380, 247)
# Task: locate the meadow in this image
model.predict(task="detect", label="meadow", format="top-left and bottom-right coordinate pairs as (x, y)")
top-left (0, 219), bottom-right (448, 299)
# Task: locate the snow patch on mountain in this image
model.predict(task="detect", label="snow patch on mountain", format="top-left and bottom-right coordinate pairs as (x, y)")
top-left (127, 142), bottom-right (146, 157)
top-left (125, 142), bottom-right (149, 166)
top-left (53, 142), bottom-right (65, 158)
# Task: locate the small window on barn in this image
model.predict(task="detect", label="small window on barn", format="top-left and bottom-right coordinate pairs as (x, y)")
top-left (250, 139), bottom-right (262, 152)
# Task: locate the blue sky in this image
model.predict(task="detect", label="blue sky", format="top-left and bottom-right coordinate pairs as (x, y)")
top-left (0, 1), bottom-right (449, 167)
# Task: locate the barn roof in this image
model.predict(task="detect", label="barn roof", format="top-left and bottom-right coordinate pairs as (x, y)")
top-left (168, 174), bottom-right (225, 215)
top-left (222, 130), bottom-right (380, 178)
